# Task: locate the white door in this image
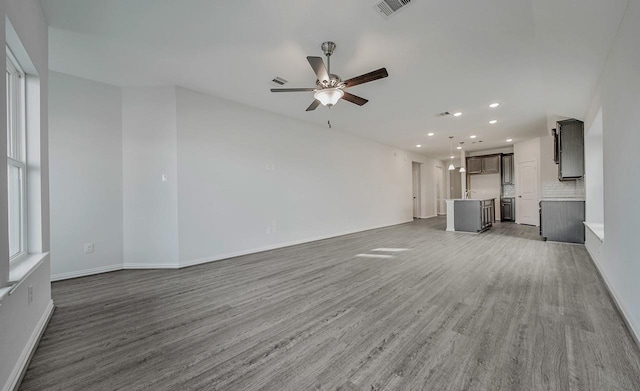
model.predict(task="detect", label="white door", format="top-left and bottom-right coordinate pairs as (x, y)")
top-left (412, 163), bottom-right (421, 218)
top-left (435, 166), bottom-right (444, 214)
top-left (517, 160), bottom-right (538, 225)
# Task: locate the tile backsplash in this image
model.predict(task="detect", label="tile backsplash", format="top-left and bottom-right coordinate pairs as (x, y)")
top-left (502, 184), bottom-right (515, 198)
top-left (542, 177), bottom-right (585, 198)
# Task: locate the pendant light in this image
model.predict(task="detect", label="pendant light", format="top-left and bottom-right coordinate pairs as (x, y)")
top-left (448, 136), bottom-right (455, 170)
top-left (459, 142), bottom-right (466, 173)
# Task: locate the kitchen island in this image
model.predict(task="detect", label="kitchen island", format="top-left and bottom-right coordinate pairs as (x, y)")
top-left (445, 199), bottom-right (495, 233)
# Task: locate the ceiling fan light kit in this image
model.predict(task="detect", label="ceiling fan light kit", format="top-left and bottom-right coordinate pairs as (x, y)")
top-left (270, 41), bottom-right (388, 111)
top-left (314, 88), bottom-right (344, 107)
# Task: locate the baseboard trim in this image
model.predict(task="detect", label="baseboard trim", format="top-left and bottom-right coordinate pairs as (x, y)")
top-left (585, 246), bottom-right (640, 350)
top-left (420, 214), bottom-right (438, 219)
top-left (50, 220), bottom-right (417, 278)
top-left (180, 219), bottom-right (413, 268)
top-left (123, 263), bottom-right (180, 270)
top-left (51, 264), bottom-right (123, 282)
top-left (5, 300), bottom-right (54, 391)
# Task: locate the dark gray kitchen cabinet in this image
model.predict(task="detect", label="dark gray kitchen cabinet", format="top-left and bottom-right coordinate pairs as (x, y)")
top-left (501, 198), bottom-right (514, 221)
top-left (540, 200), bottom-right (585, 243)
top-left (482, 155), bottom-right (500, 174)
top-left (454, 199), bottom-right (494, 233)
top-left (466, 155), bottom-right (500, 175)
top-left (467, 157), bottom-right (483, 174)
top-left (501, 154), bottom-right (513, 185)
top-left (556, 119), bottom-right (584, 181)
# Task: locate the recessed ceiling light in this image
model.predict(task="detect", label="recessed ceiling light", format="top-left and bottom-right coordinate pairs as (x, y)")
top-left (456, 146), bottom-right (462, 150)
top-left (506, 138), bottom-right (513, 142)
top-left (489, 103), bottom-right (500, 108)
top-left (427, 132), bottom-right (434, 136)
top-left (416, 144), bottom-right (422, 148)
top-left (450, 155), bottom-right (455, 159)
top-left (470, 135), bottom-right (477, 139)
top-left (453, 112), bottom-right (462, 117)
top-left (489, 120), bottom-right (498, 124)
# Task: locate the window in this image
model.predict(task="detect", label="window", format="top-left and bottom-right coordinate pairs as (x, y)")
top-left (6, 47), bottom-right (27, 263)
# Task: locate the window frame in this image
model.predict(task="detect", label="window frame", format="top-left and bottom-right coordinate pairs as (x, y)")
top-left (6, 46), bottom-right (28, 264)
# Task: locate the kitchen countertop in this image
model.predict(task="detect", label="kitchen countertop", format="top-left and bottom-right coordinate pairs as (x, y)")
top-left (539, 198), bottom-right (585, 202)
top-left (446, 198), bottom-right (496, 202)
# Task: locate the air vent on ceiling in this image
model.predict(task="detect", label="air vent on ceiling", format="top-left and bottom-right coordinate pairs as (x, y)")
top-left (374, 0), bottom-right (413, 19)
top-left (434, 111), bottom-right (451, 117)
top-left (272, 77), bottom-right (287, 85)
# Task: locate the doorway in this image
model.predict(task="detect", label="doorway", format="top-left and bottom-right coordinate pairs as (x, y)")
top-left (517, 159), bottom-right (538, 225)
top-left (435, 166), bottom-right (445, 215)
top-left (412, 162), bottom-right (421, 218)
top-left (449, 167), bottom-right (462, 199)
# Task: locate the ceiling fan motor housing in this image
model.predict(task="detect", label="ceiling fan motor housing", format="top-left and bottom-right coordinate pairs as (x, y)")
top-left (317, 74), bottom-right (345, 89)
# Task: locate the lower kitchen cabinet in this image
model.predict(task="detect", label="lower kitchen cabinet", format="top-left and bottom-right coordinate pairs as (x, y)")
top-left (501, 198), bottom-right (515, 221)
top-left (454, 199), bottom-right (495, 233)
top-left (539, 200), bottom-right (585, 243)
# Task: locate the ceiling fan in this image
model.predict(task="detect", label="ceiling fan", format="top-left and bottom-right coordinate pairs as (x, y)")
top-left (270, 41), bottom-right (389, 111)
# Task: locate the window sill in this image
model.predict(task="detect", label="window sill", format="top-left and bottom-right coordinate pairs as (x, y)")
top-left (584, 222), bottom-right (604, 242)
top-left (8, 252), bottom-right (49, 295)
top-left (0, 286), bottom-right (10, 305)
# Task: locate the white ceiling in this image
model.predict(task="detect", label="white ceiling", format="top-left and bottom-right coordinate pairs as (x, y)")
top-left (40, 0), bottom-right (629, 159)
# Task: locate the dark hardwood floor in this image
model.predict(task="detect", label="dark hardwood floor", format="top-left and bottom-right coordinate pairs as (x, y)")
top-left (19, 218), bottom-right (640, 390)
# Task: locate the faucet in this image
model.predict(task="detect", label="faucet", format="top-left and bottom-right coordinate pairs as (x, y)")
top-left (465, 190), bottom-right (475, 199)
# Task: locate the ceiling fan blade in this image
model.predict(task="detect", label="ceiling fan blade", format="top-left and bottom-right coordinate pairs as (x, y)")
top-left (307, 56), bottom-right (329, 83)
top-left (270, 88), bottom-right (316, 92)
top-left (306, 99), bottom-right (321, 111)
top-left (341, 92), bottom-right (369, 106)
top-left (344, 68), bottom-right (389, 88)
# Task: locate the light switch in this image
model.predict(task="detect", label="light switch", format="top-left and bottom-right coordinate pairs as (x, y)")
top-left (161, 174), bottom-right (168, 183)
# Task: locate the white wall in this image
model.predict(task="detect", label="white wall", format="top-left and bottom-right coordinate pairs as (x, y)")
top-left (122, 87), bottom-right (179, 267)
top-left (584, 109), bottom-right (604, 224)
top-left (583, 0), bottom-right (640, 343)
top-left (469, 173), bottom-right (501, 220)
top-left (0, 0), bottom-right (51, 389)
top-left (514, 138), bottom-right (540, 225)
top-left (175, 87), bottom-right (424, 265)
top-left (48, 82), bottom-right (442, 275)
top-left (49, 72), bottom-right (123, 280)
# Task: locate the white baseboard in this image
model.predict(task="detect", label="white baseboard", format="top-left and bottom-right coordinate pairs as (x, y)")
top-left (180, 219), bottom-right (413, 268)
top-left (4, 300), bottom-right (54, 391)
top-left (585, 244), bottom-right (640, 350)
top-left (51, 220), bottom-right (415, 278)
top-left (123, 263), bottom-right (180, 270)
top-left (420, 214), bottom-right (438, 219)
top-left (51, 264), bottom-right (123, 282)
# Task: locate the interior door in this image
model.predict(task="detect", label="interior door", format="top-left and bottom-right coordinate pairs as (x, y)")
top-left (435, 166), bottom-right (444, 214)
top-left (412, 162), bottom-right (420, 218)
top-left (517, 160), bottom-right (538, 225)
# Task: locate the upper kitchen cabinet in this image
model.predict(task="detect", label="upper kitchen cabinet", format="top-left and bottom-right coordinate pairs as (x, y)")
top-left (501, 154), bottom-right (514, 185)
top-left (555, 119), bottom-right (584, 181)
top-left (467, 157), bottom-right (483, 174)
top-left (466, 155), bottom-right (500, 175)
top-left (483, 155), bottom-right (500, 174)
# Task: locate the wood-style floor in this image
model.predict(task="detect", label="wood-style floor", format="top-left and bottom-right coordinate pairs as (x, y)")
top-left (20, 218), bottom-right (640, 390)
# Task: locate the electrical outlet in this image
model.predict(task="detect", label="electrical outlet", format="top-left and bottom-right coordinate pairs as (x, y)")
top-left (84, 242), bottom-right (94, 253)
top-left (28, 285), bottom-right (33, 305)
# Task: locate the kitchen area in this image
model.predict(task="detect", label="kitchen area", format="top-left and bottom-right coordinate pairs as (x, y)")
top-left (445, 149), bottom-right (515, 233)
top-left (446, 118), bottom-right (586, 243)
